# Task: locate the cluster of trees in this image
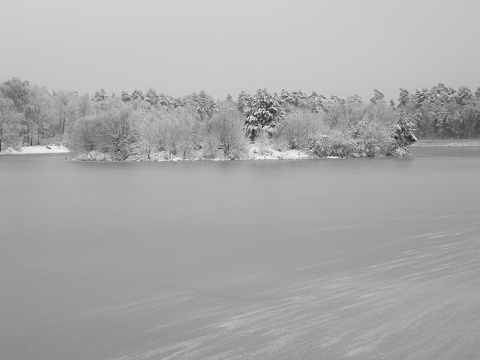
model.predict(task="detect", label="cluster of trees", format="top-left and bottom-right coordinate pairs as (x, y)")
top-left (69, 95), bottom-right (244, 160)
top-left (0, 78), bottom-right (93, 151)
top-left (2, 77), bottom-right (476, 159)
top-left (238, 89), bottom-right (415, 158)
top-left (396, 84), bottom-right (480, 139)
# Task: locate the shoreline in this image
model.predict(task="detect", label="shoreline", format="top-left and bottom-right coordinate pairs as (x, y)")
top-left (412, 139), bottom-right (480, 147)
top-left (0, 145), bottom-right (70, 155)
top-left (3, 140), bottom-right (480, 159)
top-left (70, 144), bottom-right (404, 162)
top-left (71, 146), bottom-right (319, 162)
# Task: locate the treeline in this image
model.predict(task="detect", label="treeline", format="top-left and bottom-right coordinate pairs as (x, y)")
top-left (396, 85), bottom-right (480, 139)
top-left (2, 77), bottom-right (476, 159)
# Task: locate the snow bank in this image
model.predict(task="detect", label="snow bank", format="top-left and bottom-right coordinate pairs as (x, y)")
top-left (248, 145), bottom-right (312, 160)
top-left (1, 145), bottom-right (70, 154)
top-left (412, 140), bottom-right (480, 147)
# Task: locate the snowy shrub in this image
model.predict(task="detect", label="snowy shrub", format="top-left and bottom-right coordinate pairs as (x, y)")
top-left (276, 109), bottom-right (325, 150)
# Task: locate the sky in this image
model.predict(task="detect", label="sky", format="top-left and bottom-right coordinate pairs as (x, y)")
top-left (1, 0), bottom-right (480, 102)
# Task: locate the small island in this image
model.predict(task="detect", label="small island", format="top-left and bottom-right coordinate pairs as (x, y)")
top-left (4, 79), bottom-right (480, 161)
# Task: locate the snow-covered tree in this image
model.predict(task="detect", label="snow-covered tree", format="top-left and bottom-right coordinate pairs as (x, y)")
top-left (190, 91), bottom-right (217, 122)
top-left (0, 97), bottom-right (24, 150)
top-left (370, 89), bottom-right (385, 104)
top-left (145, 88), bottom-right (159, 108)
top-left (394, 111), bottom-right (417, 149)
top-left (121, 91), bottom-right (131, 103)
top-left (242, 88), bottom-right (284, 141)
top-left (93, 89), bottom-right (107, 102)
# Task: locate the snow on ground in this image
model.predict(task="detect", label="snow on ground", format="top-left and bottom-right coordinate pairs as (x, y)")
top-left (1, 145), bottom-right (70, 154)
top-left (248, 145), bottom-right (312, 160)
top-left (412, 140), bottom-right (480, 147)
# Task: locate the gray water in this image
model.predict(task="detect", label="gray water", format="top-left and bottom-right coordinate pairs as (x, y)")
top-left (1, 148), bottom-right (480, 360)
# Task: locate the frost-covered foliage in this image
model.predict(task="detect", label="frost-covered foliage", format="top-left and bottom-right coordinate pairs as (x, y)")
top-left (241, 89), bottom-right (284, 141)
top-left (311, 100), bottom-right (401, 158)
top-left (397, 83), bottom-right (480, 139)
top-left (370, 89), bottom-right (385, 104)
top-left (190, 91), bottom-right (217, 122)
top-left (120, 89), bottom-right (186, 110)
top-left (322, 95), bottom-right (365, 130)
top-left (70, 115), bottom-right (97, 153)
top-left (166, 106), bottom-right (202, 158)
top-left (70, 99), bottom-right (201, 160)
top-left (15, 77), bottom-right (480, 160)
top-left (81, 100), bottom-right (141, 160)
top-left (92, 89), bottom-right (107, 102)
top-left (6, 77), bottom-right (480, 158)
top-left (313, 131), bottom-right (358, 158)
top-left (67, 87), bottom-right (419, 160)
top-left (353, 120), bottom-right (396, 157)
top-left (276, 109), bottom-right (325, 150)
top-left (393, 111), bottom-right (417, 150)
top-left (210, 104), bottom-right (246, 159)
top-left (0, 97), bottom-right (25, 151)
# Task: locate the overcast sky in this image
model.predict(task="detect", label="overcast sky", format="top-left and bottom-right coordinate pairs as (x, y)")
top-left (1, 0), bottom-right (480, 102)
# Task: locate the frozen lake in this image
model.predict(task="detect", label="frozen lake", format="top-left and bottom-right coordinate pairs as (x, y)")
top-left (1, 148), bottom-right (480, 359)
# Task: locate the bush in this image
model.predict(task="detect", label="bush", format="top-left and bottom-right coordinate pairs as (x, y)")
top-left (394, 111), bottom-right (417, 149)
top-left (354, 120), bottom-right (396, 157)
top-left (137, 111), bottom-right (164, 158)
top-left (95, 107), bottom-right (140, 160)
top-left (351, 102), bottom-right (399, 157)
top-left (166, 106), bottom-right (200, 159)
top-left (211, 105), bottom-right (246, 159)
top-left (276, 109), bottom-right (325, 150)
top-left (201, 129), bottom-right (219, 159)
top-left (323, 96), bottom-right (365, 129)
top-left (70, 100), bottom-right (141, 160)
top-left (312, 130), bottom-right (358, 158)
top-left (70, 115), bottom-right (96, 153)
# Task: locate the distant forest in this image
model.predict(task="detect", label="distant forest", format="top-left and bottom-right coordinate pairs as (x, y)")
top-left (1, 77), bottom-right (478, 159)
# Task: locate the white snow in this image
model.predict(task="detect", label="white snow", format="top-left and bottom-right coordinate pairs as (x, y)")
top-left (248, 145), bottom-right (311, 160)
top-left (1, 145), bottom-right (70, 154)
